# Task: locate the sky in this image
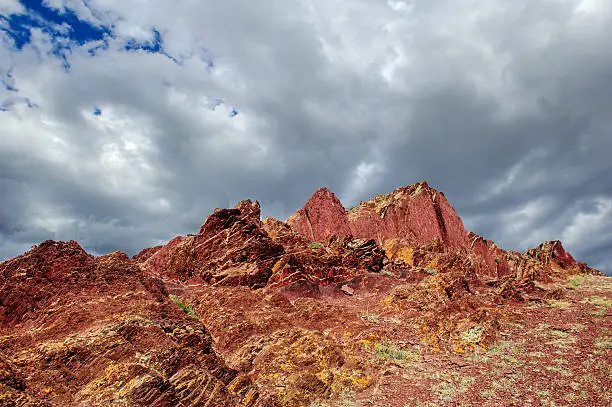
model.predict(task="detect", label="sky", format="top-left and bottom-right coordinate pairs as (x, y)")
top-left (1, 0), bottom-right (611, 275)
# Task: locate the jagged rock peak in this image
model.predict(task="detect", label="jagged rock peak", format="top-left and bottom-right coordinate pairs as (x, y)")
top-left (286, 187), bottom-right (351, 242)
top-left (199, 199), bottom-right (261, 235)
top-left (348, 181), bottom-right (469, 248)
top-left (347, 181), bottom-right (432, 216)
top-left (285, 181), bottom-right (469, 249)
top-left (145, 198), bottom-right (284, 287)
top-left (527, 240), bottom-right (602, 275)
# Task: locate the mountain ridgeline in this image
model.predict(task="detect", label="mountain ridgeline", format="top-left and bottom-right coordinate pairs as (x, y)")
top-left (0, 181), bottom-right (607, 407)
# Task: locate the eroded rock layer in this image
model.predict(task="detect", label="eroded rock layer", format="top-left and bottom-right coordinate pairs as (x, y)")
top-left (1, 181), bottom-right (607, 407)
top-left (0, 241), bottom-right (273, 407)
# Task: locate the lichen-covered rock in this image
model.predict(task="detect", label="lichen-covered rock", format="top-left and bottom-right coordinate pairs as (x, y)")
top-left (0, 241), bottom-right (271, 407)
top-left (347, 182), bottom-right (470, 249)
top-left (262, 217), bottom-right (311, 250)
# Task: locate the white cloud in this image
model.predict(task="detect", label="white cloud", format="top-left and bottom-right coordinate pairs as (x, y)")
top-left (0, 0), bottom-right (24, 15)
top-left (562, 198), bottom-right (612, 246)
top-left (341, 161), bottom-right (385, 206)
top-left (387, 1), bottom-right (412, 12)
top-left (0, 0), bottom-right (611, 276)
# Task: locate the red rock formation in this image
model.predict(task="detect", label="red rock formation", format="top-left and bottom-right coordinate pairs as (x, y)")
top-left (262, 217), bottom-right (311, 250)
top-left (265, 236), bottom-right (385, 297)
top-left (285, 183), bottom-right (602, 284)
top-left (286, 188), bottom-right (351, 242)
top-left (526, 240), bottom-right (600, 275)
top-left (347, 182), bottom-right (469, 248)
top-left (0, 241), bottom-right (271, 406)
top-left (286, 182), bottom-right (470, 250)
top-left (0, 181), bottom-right (609, 407)
top-left (0, 240), bottom-right (135, 326)
top-left (142, 200), bottom-right (285, 288)
top-left (467, 232), bottom-right (511, 280)
top-left (132, 245), bottom-right (163, 262)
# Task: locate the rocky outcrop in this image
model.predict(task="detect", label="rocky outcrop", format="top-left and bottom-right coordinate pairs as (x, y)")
top-left (0, 181), bottom-right (608, 407)
top-left (525, 240), bottom-right (601, 275)
top-left (266, 236), bottom-right (385, 297)
top-left (132, 245), bottom-right (164, 262)
top-left (0, 241), bottom-right (272, 407)
top-left (262, 217), bottom-right (311, 250)
top-left (0, 240), bottom-right (136, 326)
top-left (142, 200), bottom-right (285, 288)
top-left (347, 182), bottom-right (469, 248)
top-left (285, 183), bottom-right (601, 284)
top-left (467, 232), bottom-right (512, 280)
top-left (286, 188), bottom-right (352, 243)
top-left (286, 182), bottom-right (470, 250)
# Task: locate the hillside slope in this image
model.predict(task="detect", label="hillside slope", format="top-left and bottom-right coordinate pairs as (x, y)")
top-left (1, 182), bottom-right (609, 407)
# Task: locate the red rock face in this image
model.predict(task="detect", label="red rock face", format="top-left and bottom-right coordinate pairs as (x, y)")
top-left (262, 217), bottom-right (311, 250)
top-left (467, 232), bottom-right (511, 279)
top-left (286, 182), bottom-right (470, 250)
top-left (132, 245), bottom-right (163, 262)
top-left (286, 188), bottom-right (352, 242)
top-left (142, 200), bottom-right (285, 288)
top-left (0, 240), bottom-right (136, 326)
top-left (1, 181), bottom-right (608, 407)
top-left (266, 236), bottom-right (385, 297)
top-left (524, 240), bottom-right (600, 276)
top-left (0, 241), bottom-right (269, 406)
top-left (347, 182), bottom-right (469, 248)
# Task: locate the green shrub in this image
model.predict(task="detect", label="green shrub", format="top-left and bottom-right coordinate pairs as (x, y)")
top-left (583, 296), bottom-right (612, 308)
top-left (170, 295), bottom-right (198, 319)
top-left (374, 342), bottom-right (420, 364)
top-left (309, 242), bottom-right (324, 249)
top-left (360, 313), bottom-right (380, 322)
top-left (566, 275), bottom-right (585, 290)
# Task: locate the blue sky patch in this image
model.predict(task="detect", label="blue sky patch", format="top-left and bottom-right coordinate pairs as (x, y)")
top-left (1, 0), bottom-right (110, 49)
top-left (123, 28), bottom-right (181, 65)
top-left (124, 28), bottom-right (162, 53)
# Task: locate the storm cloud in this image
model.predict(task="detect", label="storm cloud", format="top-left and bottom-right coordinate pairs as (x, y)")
top-left (1, 0), bottom-right (611, 274)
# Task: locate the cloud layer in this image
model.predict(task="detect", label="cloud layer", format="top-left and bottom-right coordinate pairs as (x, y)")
top-left (1, 0), bottom-right (611, 274)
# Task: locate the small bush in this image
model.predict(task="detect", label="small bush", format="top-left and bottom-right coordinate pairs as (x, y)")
top-left (170, 295), bottom-right (198, 318)
top-left (309, 242), bottom-right (324, 249)
top-left (583, 296), bottom-right (612, 308)
top-left (360, 313), bottom-right (380, 322)
top-left (566, 275), bottom-right (585, 290)
top-left (547, 299), bottom-right (573, 309)
top-left (374, 342), bottom-right (420, 364)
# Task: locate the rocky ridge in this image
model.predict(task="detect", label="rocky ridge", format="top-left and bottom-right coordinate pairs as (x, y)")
top-left (1, 182), bottom-right (609, 407)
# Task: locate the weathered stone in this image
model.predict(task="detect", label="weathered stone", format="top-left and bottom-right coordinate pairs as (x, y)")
top-left (286, 188), bottom-right (352, 242)
top-left (141, 200), bottom-right (285, 288)
top-left (0, 241), bottom-right (269, 407)
top-left (340, 284), bottom-right (354, 296)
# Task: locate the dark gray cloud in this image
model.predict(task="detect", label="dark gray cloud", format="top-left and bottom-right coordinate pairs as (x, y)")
top-left (0, 0), bottom-right (610, 274)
